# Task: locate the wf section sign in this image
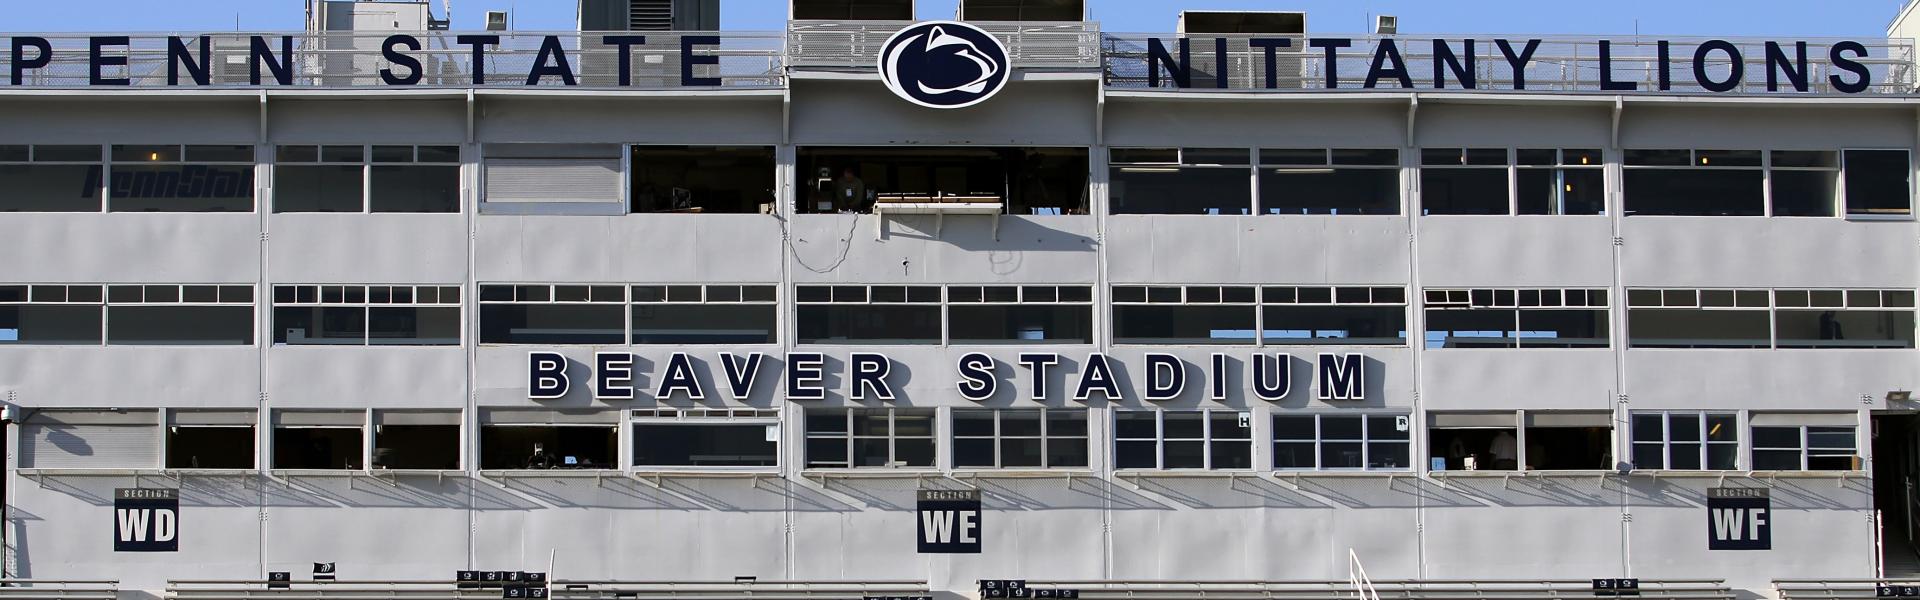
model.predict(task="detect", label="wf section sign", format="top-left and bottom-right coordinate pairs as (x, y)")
top-left (1706, 488), bottom-right (1770, 551)
top-left (113, 488), bottom-right (179, 552)
top-left (917, 489), bottom-right (982, 554)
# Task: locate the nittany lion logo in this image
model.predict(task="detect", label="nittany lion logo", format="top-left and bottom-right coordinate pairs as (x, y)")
top-left (878, 21), bottom-right (1010, 109)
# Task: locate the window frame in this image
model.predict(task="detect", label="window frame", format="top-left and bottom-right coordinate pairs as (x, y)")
top-left (950, 409), bottom-right (1092, 470)
top-left (1107, 147), bottom-right (1255, 216)
top-left (1423, 287), bottom-right (1611, 349)
top-left (1629, 410), bottom-right (1741, 471)
top-left (1621, 148), bottom-right (1766, 217)
top-left (628, 408), bottom-right (781, 472)
top-left (1271, 412), bottom-right (1413, 472)
top-left (1257, 147), bottom-right (1403, 216)
top-left (1751, 421), bottom-right (1860, 472)
top-left (802, 408), bottom-right (938, 470)
top-left (103, 284), bottom-right (256, 346)
top-left (272, 284), bottom-right (462, 346)
top-left (794, 284), bottom-right (944, 346)
top-left (1112, 409), bottom-right (1254, 471)
top-left (106, 143), bottom-right (258, 213)
top-left (629, 284), bottom-right (780, 345)
top-left (273, 144), bottom-right (462, 214)
top-left (1841, 147), bottom-right (1914, 220)
top-left (946, 284), bottom-right (1096, 345)
top-left (0, 144), bottom-right (107, 213)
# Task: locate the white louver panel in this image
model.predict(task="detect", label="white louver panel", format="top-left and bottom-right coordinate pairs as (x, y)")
top-left (482, 143), bottom-right (624, 205)
top-left (630, 0), bottom-right (674, 31)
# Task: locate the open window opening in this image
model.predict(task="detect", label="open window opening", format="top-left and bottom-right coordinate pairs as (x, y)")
top-left (108, 144), bottom-right (255, 213)
top-left (166, 411), bottom-right (257, 470)
top-left (1844, 149), bottom-right (1913, 217)
top-left (798, 146), bottom-right (1088, 215)
top-left (1428, 412), bottom-right (1518, 471)
top-left (1770, 150), bottom-right (1839, 217)
top-left (273, 415), bottom-right (365, 470)
top-left (373, 411), bottom-right (460, 470)
top-left (1516, 148), bottom-right (1604, 215)
top-left (632, 410), bottom-right (780, 468)
top-left (481, 425), bottom-right (617, 470)
top-left (630, 146), bottom-right (775, 214)
top-left (1420, 148), bottom-right (1508, 215)
top-left (1109, 148), bottom-right (1250, 215)
top-left (1523, 412), bottom-right (1613, 471)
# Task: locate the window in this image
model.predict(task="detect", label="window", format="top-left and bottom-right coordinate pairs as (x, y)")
top-left (482, 144), bottom-right (623, 212)
top-left (479, 284), bottom-right (626, 345)
top-left (800, 146), bottom-right (1089, 215)
top-left (273, 284), bottom-right (460, 346)
top-left (1628, 288), bottom-right (1915, 349)
top-left (631, 284), bottom-right (777, 344)
top-left (107, 144), bottom-right (255, 212)
top-left (1109, 148), bottom-right (1250, 215)
top-left (948, 285), bottom-right (1093, 344)
top-left (1424, 288), bottom-right (1609, 348)
top-left (1522, 412), bottom-right (1613, 470)
top-left (1752, 418), bottom-right (1858, 471)
top-left (478, 409), bottom-right (618, 470)
top-left (272, 411), bottom-right (365, 470)
top-left (1844, 149), bottom-right (1912, 216)
top-left (1420, 148), bottom-right (1508, 215)
top-left (1774, 289), bottom-right (1916, 349)
top-left (1629, 411), bottom-right (1738, 470)
top-left (1516, 148), bottom-right (1604, 215)
top-left (1114, 410), bottom-right (1252, 470)
top-left (630, 409), bottom-right (779, 468)
top-left (106, 284), bottom-right (254, 345)
top-left (0, 285), bottom-right (104, 344)
top-left (804, 408), bottom-right (935, 469)
top-left (1427, 412), bottom-right (1519, 471)
top-left (166, 410), bottom-right (256, 469)
top-left (795, 285), bottom-right (942, 344)
top-left (1770, 150), bottom-right (1840, 217)
top-left (1259, 148), bottom-right (1401, 215)
top-left (373, 410), bottom-right (460, 470)
top-left (1272, 413), bottom-right (1410, 470)
top-left (1623, 149), bottom-right (1763, 216)
top-left (1262, 285), bottom-right (1407, 345)
top-left (0, 144), bottom-right (103, 212)
top-left (1626, 288), bottom-right (1772, 348)
top-left (952, 409), bottom-right (1089, 469)
top-left (275, 144), bottom-right (460, 213)
top-left (630, 146), bottom-right (775, 214)
top-left (1111, 285), bottom-right (1256, 344)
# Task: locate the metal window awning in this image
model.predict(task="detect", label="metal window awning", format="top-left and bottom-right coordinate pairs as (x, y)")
top-left (873, 201), bottom-right (1004, 240)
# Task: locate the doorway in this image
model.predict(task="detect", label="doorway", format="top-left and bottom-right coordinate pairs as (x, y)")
top-left (1874, 412), bottom-right (1920, 578)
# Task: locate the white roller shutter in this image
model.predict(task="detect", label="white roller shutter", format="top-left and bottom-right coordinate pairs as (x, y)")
top-left (1750, 412), bottom-right (1858, 427)
top-left (482, 144), bottom-right (623, 205)
top-left (21, 424), bottom-right (160, 469)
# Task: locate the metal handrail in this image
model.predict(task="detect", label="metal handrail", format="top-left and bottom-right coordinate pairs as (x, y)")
top-left (786, 20), bottom-right (1102, 69)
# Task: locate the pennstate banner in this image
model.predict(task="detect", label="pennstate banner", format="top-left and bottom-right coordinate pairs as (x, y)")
top-left (917, 489), bottom-right (982, 553)
top-left (113, 488), bottom-right (179, 552)
top-left (1706, 487), bottom-right (1770, 550)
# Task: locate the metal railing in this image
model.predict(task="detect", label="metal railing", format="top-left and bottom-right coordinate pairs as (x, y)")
top-left (548, 580), bottom-right (930, 600)
top-left (1777, 579), bottom-right (1920, 600)
top-left (2, 32), bottom-right (786, 89)
top-left (168, 580), bottom-right (510, 600)
top-left (0, 580), bottom-right (117, 600)
top-left (1101, 34), bottom-right (1917, 95)
top-left (1025, 579), bottom-right (1735, 600)
top-left (787, 20), bottom-right (1102, 70)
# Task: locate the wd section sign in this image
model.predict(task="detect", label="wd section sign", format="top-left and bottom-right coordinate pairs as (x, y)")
top-left (1706, 488), bottom-right (1770, 550)
top-left (113, 488), bottom-right (179, 552)
top-left (917, 489), bottom-right (982, 554)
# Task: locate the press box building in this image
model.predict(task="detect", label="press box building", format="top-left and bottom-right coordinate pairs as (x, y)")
top-left (2, 0), bottom-right (1920, 598)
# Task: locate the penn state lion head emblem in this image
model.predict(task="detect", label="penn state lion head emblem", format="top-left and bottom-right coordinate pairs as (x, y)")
top-left (878, 21), bottom-right (1011, 109)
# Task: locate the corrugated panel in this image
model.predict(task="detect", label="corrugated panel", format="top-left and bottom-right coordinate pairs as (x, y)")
top-left (20, 424), bottom-right (160, 469)
top-left (1751, 412), bottom-right (1858, 427)
top-left (483, 159), bottom-right (623, 204)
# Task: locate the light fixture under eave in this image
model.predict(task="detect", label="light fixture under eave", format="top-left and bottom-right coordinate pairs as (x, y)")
top-left (1889, 390), bottom-right (1913, 402)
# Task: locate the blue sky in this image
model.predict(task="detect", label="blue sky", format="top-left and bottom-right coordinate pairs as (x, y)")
top-left (0, 0), bottom-right (1908, 37)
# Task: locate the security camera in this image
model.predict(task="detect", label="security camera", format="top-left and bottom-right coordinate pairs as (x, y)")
top-left (1615, 461), bottom-right (1634, 476)
top-left (0, 405), bottom-right (15, 425)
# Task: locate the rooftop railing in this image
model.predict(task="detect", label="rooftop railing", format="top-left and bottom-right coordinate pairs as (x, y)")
top-left (2, 32), bottom-right (787, 89)
top-left (786, 20), bottom-right (1102, 70)
top-left (1101, 34), bottom-right (1918, 95)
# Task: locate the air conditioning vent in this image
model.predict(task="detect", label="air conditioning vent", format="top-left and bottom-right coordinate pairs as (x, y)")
top-left (629, 0), bottom-right (674, 31)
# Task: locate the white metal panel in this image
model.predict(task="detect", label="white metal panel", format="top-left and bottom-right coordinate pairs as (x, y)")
top-left (483, 159), bottom-right (623, 204)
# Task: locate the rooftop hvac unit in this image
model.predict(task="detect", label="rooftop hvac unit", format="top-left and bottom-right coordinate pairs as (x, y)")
top-left (790, 0), bottom-right (913, 20)
top-left (956, 0), bottom-right (1084, 21)
top-left (1176, 11), bottom-right (1306, 34)
top-left (486, 10), bottom-right (508, 31)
